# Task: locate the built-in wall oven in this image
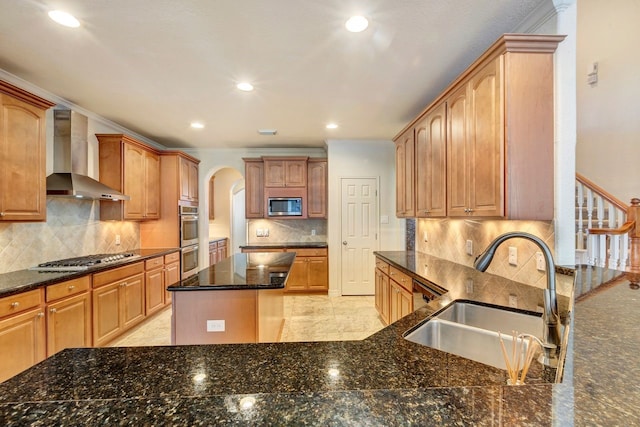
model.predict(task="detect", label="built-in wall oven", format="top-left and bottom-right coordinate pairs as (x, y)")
top-left (181, 244), bottom-right (199, 279)
top-left (179, 205), bottom-right (199, 279)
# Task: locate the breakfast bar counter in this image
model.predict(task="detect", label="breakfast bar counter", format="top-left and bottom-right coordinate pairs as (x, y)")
top-left (0, 251), bottom-right (638, 425)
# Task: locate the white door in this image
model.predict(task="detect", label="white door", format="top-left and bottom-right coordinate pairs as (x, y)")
top-left (341, 178), bottom-right (378, 295)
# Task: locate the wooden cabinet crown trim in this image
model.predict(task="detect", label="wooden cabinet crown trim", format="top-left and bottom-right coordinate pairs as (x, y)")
top-left (95, 133), bottom-right (161, 154)
top-left (160, 150), bottom-right (200, 164)
top-left (0, 80), bottom-right (55, 109)
top-left (392, 33), bottom-right (565, 141)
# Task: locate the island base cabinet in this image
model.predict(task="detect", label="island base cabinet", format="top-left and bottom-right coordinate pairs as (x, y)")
top-left (171, 288), bottom-right (284, 345)
top-left (0, 308), bottom-right (46, 383)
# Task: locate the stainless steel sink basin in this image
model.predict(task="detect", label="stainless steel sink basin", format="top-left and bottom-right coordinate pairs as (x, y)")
top-left (403, 301), bottom-right (543, 370)
top-left (436, 301), bottom-right (542, 336)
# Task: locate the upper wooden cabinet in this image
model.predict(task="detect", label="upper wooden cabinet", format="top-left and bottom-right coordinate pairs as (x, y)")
top-left (307, 159), bottom-right (327, 218)
top-left (263, 157), bottom-right (308, 187)
top-left (0, 81), bottom-right (54, 222)
top-left (179, 156), bottom-right (199, 203)
top-left (395, 130), bottom-right (415, 217)
top-left (244, 158), bottom-right (264, 218)
top-left (97, 134), bottom-right (161, 221)
top-left (415, 102), bottom-right (447, 218)
top-left (394, 34), bottom-right (564, 220)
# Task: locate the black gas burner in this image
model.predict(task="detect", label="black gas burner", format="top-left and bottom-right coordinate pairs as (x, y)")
top-left (30, 252), bottom-right (139, 272)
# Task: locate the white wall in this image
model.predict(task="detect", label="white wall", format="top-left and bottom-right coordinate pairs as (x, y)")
top-left (208, 167), bottom-right (243, 241)
top-left (576, 0), bottom-right (640, 204)
top-left (326, 140), bottom-right (404, 296)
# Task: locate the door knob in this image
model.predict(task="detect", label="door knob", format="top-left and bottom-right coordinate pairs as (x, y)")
top-left (342, 241), bottom-right (347, 245)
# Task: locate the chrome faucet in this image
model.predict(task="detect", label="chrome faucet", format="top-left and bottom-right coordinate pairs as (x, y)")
top-left (474, 232), bottom-right (562, 367)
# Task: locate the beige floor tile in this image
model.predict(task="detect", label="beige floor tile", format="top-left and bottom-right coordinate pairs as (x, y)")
top-left (110, 295), bottom-right (385, 347)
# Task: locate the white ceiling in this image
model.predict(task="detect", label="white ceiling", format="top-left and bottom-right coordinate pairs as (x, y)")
top-left (0, 0), bottom-right (549, 149)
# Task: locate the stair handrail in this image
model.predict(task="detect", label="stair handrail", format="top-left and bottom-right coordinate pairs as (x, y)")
top-left (588, 198), bottom-right (640, 272)
top-left (576, 173), bottom-right (629, 212)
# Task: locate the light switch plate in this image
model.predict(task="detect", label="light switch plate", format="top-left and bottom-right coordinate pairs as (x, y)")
top-left (465, 240), bottom-right (473, 256)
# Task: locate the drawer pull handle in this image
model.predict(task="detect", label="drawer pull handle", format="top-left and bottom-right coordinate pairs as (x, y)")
top-left (68, 285), bottom-right (75, 290)
top-left (37, 312), bottom-right (44, 318)
top-left (50, 308), bottom-right (57, 314)
top-left (10, 302), bottom-right (19, 308)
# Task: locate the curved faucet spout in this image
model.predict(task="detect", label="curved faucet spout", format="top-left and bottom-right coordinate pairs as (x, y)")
top-left (474, 232), bottom-right (561, 367)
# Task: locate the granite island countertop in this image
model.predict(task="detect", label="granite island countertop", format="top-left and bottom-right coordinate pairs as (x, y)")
top-left (167, 252), bottom-right (295, 291)
top-left (0, 248), bottom-right (179, 298)
top-left (0, 251), bottom-right (638, 425)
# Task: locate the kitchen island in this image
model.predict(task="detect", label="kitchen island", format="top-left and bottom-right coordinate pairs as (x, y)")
top-left (168, 252), bottom-right (295, 345)
top-left (0, 251), bottom-right (638, 425)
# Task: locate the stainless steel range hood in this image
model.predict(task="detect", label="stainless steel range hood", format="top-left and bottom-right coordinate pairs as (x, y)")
top-left (46, 109), bottom-right (130, 201)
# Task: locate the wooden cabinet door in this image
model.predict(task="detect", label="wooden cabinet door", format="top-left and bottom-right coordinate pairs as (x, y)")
top-left (395, 130), bottom-right (415, 217)
top-left (446, 83), bottom-right (470, 217)
top-left (164, 261), bottom-right (180, 304)
top-left (374, 268), bottom-right (390, 325)
top-left (307, 257), bottom-right (328, 291)
top-left (415, 103), bottom-right (447, 217)
top-left (244, 159), bottom-right (264, 218)
top-left (145, 268), bottom-right (165, 316)
top-left (217, 245), bottom-right (227, 262)
top-left (284, 160), bottom-right (307, 187)
top-left (47, 292), bottom-right (91, 356)
top-left (468, 57), bottom-right (504, 217)
top-left (144, 150), bottom-right (161, 219)
top-left (0, 94), bottom-right (47, 221)
top-left (399, 287), bottom-right (413, 319)
top-left (264, 159), bottom-right (285, 187)
top-left (123, 143), bottom-right (146, 219)
top-left (179, 157), bottom-right (199, 202)
top-left (0, 308), bottom-right (46, 382)
top-left (389, 280), bottom-right (401, 324)
top-left (189, 161), bottom-right (199, 202)
top-left (307, 160), bottom-right (327, 218)
top-left (209, 243), bottom-right (217, 265)
top-left (286, 257), bottom-right (309, 291)
top-left (92, 282), bottom-right (121, 346)
top-left (122, 273), bottom-right (145, 329)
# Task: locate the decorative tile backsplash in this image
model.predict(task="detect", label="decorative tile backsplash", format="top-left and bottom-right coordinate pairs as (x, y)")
top-left (247, 219), bottom-right (327, 244)
top-left (0, 198), bottom-right (139, 274)
top-left (416, 218), bottom-right (573, 294)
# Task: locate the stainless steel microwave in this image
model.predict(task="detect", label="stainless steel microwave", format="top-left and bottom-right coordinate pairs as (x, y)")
top-left (267, 197), bottom-right (302, 216)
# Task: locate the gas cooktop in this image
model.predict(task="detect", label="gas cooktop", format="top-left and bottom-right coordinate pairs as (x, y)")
top-left (29, 252), bottom-right (140, 272)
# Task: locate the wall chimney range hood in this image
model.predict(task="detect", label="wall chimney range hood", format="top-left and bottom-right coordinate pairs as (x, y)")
top-left (46, 109), bottom-right (130, 201)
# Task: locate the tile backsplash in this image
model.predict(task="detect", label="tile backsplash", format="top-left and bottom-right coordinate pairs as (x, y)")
top-left (416, 218), bottom-right (573, 295)
top-left (0, 198), bottom-right (139, 274)
top-left (247, 219), bottom-right (327, 244)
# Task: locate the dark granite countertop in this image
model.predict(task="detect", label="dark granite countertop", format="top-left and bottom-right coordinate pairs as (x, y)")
top-left (167, 252), bottom-right (295, 291)
top-left (0, 248), bottom-right (179, 298)
top-left (240, 241), bottom-right (328, 249)
top-left (0, 251), bottom-right (637, 425)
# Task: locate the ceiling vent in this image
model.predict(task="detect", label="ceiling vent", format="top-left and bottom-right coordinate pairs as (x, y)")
top-left (258, 129), bottom-right (277, 136)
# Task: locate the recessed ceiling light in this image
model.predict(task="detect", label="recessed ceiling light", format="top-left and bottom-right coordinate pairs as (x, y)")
top-left (48, 10), bottom-right (80, 28)
top-left (326, 123), bottom-right (338, 129)
top-left (345, 16), bottom-right (368, 33)
top-left (236, 82), bottom-right (254, 92)
top-left (190, 122), bottom-right (205, 129)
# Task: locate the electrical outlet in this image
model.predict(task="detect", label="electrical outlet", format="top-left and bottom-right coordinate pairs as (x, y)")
top-left (264, 228), bottom-right (269, 237)
top-left (536, 252), bottom-right (545, 271)
top-left (465, 240), bottom-right (473, 256)
top-left (465, 278), bottom-right (474, 294)
top-left (115, 234), bottom-right (121, 245)
top-left (311, 229), bottom-right (316, 236)
top-left (508, 246), bottom-right (517, 265)
top-left (206, 320), bottom-right (225, 332)
top-left (508, 294), bottom-right (518, 308)
top-left (256, 229), bottom-right (263, 237)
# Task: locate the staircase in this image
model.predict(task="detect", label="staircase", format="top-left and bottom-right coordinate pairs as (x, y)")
top-left (575, 173), bottom-right (629, 269)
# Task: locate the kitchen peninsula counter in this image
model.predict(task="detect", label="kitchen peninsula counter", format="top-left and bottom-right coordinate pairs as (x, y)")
top-left (0, 251), bottom-right (638, 425)
top-left (168, 252), bottom-right (295, 345)
top-left (240, 241), bottom-right (328, 250)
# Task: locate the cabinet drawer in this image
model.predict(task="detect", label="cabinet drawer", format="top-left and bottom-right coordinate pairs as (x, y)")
top-left (145, 256), bottom-right (164, 270)
top-left (217, 239), bottom-right (227, 248)
top-left (46, 276), bottom-right (90, 302)
top-left (164, 251), bottom-right (180, 264)
top-left (388, 267), bottom-right (412, 292)
top-left (285, 248), bottom-right (327, 257)
top-left (209, 242), bottom-right (217, 251)
top-left (93, 262), bottom-right (144, 288)
top-left (0, 289), bottom-right (43, 318)
top-left (375, 258), bottom-right (389, 275)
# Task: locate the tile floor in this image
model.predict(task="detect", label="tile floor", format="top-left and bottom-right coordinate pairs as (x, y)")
top-left (109, 295), bottom-right (386, 347)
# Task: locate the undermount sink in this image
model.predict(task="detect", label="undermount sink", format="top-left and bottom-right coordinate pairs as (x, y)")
top-left (404, 301), bottom-right (544, 370)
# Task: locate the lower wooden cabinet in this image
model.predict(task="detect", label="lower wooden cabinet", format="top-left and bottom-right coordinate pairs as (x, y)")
top-left (46, 276), bottom-right (92, 356)
top-left (209, 238), bottom-right (228, 266)
top-left (92, 262), bottom-right (145, 347)
top-left (284, 248), bottom-right (328, 292)
top-left (145, 256), bottom-right (165, 317)
top-left (164, 252), bottom-right (180, 305)
top-left (0, 289), bottom-right (46, 383)
top-left (374, 257), bottom-right (413, 325)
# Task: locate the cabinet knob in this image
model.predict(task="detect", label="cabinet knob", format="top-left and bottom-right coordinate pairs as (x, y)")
top-left (342, 241), bottom-right (347, 246)
top-left (0, 212), bottom-right (4, 217)
top-left (68, 285), bottom-right (75, 290)
top-left (10, 302), bottom-right (19, 308)
top-left (50, 308), bottom-right (57, 314)
top-left (120, 282), bottom-right (127, 287)
top-left (37, 312), bottom-right (44, 318)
